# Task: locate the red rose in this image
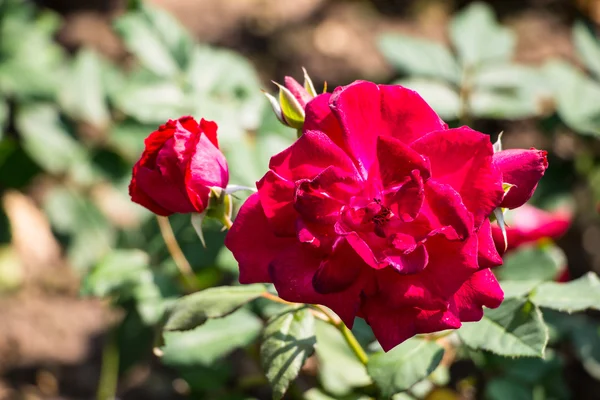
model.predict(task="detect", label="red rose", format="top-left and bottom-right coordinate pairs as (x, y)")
top-left (129, 116), bottom-right (228, 216)
top-left (226, 81), bottom-right (548, 351)
top-left (491, 204), bottom-right (571, 253)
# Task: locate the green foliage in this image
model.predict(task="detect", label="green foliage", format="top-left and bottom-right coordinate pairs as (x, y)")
top-left (367, 338), bottom-right (444, 398)
top-left (314, 319), bottom-right (372, 396)
top-left (529, 272), bottom-right (600, 313)
top-left (496, 244), bottom-right (565, 282)
top-left (458, 298), bottom-right (548, 357)
top-left (161, 309), bottom-right (263, 367)
top-left (260, 307), bottom-right (316, 400)
top-left (379, 2), bottom-right (548, 121)
top-left (164, 284), bottom-right (266, 331)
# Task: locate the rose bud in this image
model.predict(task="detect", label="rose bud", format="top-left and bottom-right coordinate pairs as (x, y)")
top-left (491, 204), bottom-right (571, 253)
top-left (129, 116), bottom-right (229, 217)
top-left (493, 148), bottom-right (548, 209)
top-left (264, 68), bottom-right (322, 131)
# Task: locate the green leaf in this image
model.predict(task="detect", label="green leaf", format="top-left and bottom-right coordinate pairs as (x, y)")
top-left (164, 284), bottom-right (266, 331)
top-left (114, 5), bottom-right (191, 77)
top-left (367, 337), bottom-right (444, 398)
top-left (496, 244), bottom-right (565, 282)
top-left (573, 21), bottom-right (600, 80)
top-left (569, 315), bottom-right (600, 380)
top-left (500, 280), bottom-right (541, 299)
top-left (529, 272), bottom-right (600, 313)
top-left (0, 8), bottom-right (64, 99)
top-left (81, 249), bottom-right (149, 298)
top-left (486, 378), bottom-right (533, 400)
top-left (458, 298), bottom-right (548, 357)
top-left (543, 60), bottom-right (600, 136)
top-left (161, 309), bottom-right (262, 366)
top-left (260, 308), bottom-right (316, 400)
top-left (59, 49), bottom-right (110, 128)
top-left (112, 78), bottom-right (190, 124)
top-left (15, 104), bottom-right (89, 175)
top-left (378, 34), bottom-right (461, 83)
top-left (450, 3), bottom-right (515, 67)
top-left (394, 79), bottom-right (460, 120)
top-left (470, 64), bottom-right (551, 119)
top-left (314, 319), bottom-right (372, 396)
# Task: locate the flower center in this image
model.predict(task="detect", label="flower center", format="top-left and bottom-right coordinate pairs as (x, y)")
top-left (341, 198), bottom-right (394, 238)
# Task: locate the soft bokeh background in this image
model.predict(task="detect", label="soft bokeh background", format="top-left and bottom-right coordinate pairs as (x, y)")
top-left (1, 0), bottom-right (600, 399)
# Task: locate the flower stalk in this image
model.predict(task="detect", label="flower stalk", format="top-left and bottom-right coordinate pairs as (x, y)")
top-left (156, 215), bottom-right (199, 292)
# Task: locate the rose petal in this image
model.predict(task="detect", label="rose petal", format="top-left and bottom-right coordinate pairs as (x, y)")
top-left (269, 130), bottom-right (357, 181)
top-left (225, 193), bottom-right (295, 284)
top-left (376, 135), bottom-right (431, 188)
top-left (412, 127), bottom-right (504, 228)
top-left (422, 180), bottom-right (473, 240)
top-left (478, 219), bottom-right (503, 269)
top-left (493, 149), bottom-right (548, 209)
top-left (450, 269), bottom-right (504, 321)
top-left (362, 299), bottom-right (461, 351)
top-left (257, 170), bottom-right (297, 236)
top-left (313, 237), bottom-right (366, 294)
top-left (269, 242), bottom-right (368, 327)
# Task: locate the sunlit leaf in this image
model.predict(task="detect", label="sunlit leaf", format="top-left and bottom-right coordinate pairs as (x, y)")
top-left (260, 308), bottom-right (316, 400)
top-left (164, 284), bottom-right (266, 331)
top-left (450, 3), bottom-right (516, 67)
top-left (367, 337), bottom-right (444, 398)
top-left (458, 298), bottom-right (548, 357)
top-left (573, 21), bottom-right (600, 80)
top-left (378, 34), bottom-right (461, 83)
top-left (161, 309), bottom-right (262, 366)
top-left (529, 272), bottom-right (600, 313)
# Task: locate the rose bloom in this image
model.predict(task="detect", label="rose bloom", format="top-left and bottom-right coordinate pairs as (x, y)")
top-left (129, 116), bottom-right (228, 216)
top-left (226, 81), bottom-right (548, 351)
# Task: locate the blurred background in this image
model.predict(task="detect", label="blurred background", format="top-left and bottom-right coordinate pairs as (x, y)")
top-left (1, 0), bottom-right (600, 399)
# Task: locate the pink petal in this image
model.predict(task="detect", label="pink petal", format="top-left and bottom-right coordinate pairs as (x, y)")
top-left (422, 180), bottom-right (473, 240)
top-left (375, 234), bottom-right (479, 309)
top-left (412, 127), bottom-right (504, 228)
top-left (284, 76), bottom-right (313, 107)
top-left (450, 269), bottom-right (504, 321)
top-left (313, 237), bottom-right (367, 294)
top-left (257, 170), bottom-right (297, 236)
top-left (493, 149), bottom-right (549, 209)
top-left (385, 170), bottom-right (425, 222)
top-left (199, 118), bottom-right (219, 148)
top-left (329, 81), bottom-right (446, 177)
top-left (377, 135), bottom-right (431, 188)
top-left (362, 299), bottom-right (461, 351)
top-left (304, 93), bottom-right (350, 156)
top-left (477, 219), bottom-right (503, 269)
top-left (269, 130), bottom-right (357, 181)
top-left (383, 244), bottom-right (429, 274)
top-left (225, 193), bottom-right (295, 284)
top-left (269, 242), bottom-right (368, 327)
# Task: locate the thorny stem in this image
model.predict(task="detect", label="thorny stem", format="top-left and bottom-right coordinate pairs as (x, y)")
top-left (156, 215), bottom-right (199, 292)
top-left (260, 292), bottom-right (369, 365)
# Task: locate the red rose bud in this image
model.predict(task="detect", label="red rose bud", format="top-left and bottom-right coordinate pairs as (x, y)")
top-left (129, 116), bottom-right (229, 216)
top-left (493, 148), bottom-right (548, 209)
top-left (491, 204), bottom-right (571, 253)
top-left (264, 68), bottom-right (321, 130)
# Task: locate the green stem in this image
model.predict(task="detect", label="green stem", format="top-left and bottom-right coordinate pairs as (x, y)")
top-left (260, 293), bottom-right (369, 365)
top-left (156, 215), bottom-right (198, 292)
top-left (313, 305), bottom-right (369, 365)
top-left (97, 329), bottom-right (119, 400)
top-left (458, 66), bottom-right (473, 126)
